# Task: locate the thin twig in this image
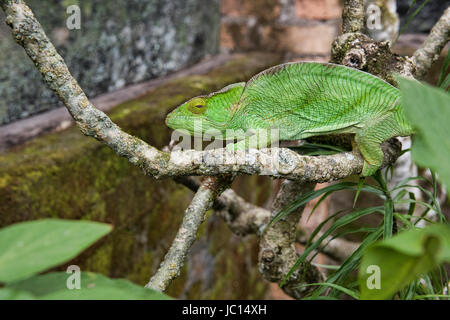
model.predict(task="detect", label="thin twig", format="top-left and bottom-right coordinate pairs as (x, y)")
top-left (173, 175), bottom-right (270, 237)
top-left (412, 7), bottom-right (450, 79)
top-left (146, 176), bottom-right (231, 291)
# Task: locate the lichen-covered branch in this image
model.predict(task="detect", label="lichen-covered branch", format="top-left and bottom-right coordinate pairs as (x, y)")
top-left (342, 0), bottom-right (365, 34)
top-left (259, 180), bottom-right (324, 299)
top-left (214, 189), bottom-right (271, 236)
top-left (173, 175), bottom-right (270, 237)
top-left (331, 32), bottom-right (416, 84)
top-left (146, 176), bottom-right (231, 291)
top-left (412, 7), bottom-right (450, 79)
top-left (177, 175), bottom-right (357, 262)
top-left (159, 142), bottom-right (400, 181)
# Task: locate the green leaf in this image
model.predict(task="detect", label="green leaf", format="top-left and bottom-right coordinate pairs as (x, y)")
top-left (395, 0), bottom-right (431, 43)
top-left (383, 199), bottom-right (394, 239)
top-left (0, 219), bottom-right (112, 283)
top-left (353, 177), bottom-right (365, 208)
top-left (297, 282), bottom-right (360, 300)
top-left (310, 226), bottom-right (383, 299)
top-left (413, 294), bottom-right (450, 300)
top-left (437, 49), bottom-right (450, 90)
top-left (282, 206), bottom-right (383, 286)
top-left (6, 272), bottom-right (171, 300)
top-left (359, 224), bottom-right (450, 300)
top-left (398, 77), bottom-right (450, 193)
top-left (0, 288), bottom-right (35, 300)
top-left (269, 182), bottom-right (383, 228)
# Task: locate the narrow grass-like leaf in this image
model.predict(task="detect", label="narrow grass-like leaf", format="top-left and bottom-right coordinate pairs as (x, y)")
top-left (384, 199), bottom-right (394, 239)
top-left (282, 206), bottom-right (383, 286)
top-left (413, 294), bottom-right (450, 300)
top-left (394, 213), bottom-right (414, 229)
top-left (310, 226), bottom-right (383, 299)
top-left (306, 191), bottom-right (332, 222)
top-left (309, 227), bottom-right (377, 262)
top-left (407, 192), bottom-right (416, 217)
top-left (438, 49), bottom-right (450, 89)
top-left (311, 263), bottom-right (341, 270)
top-left (269, 182), bottom-right (383, 228)
top-left (296, 282), bottom-right (360, 300)
top-left (395, 0), bottom-right (430, 43)
top-left (353, 178), bottom-right (366, 208)
top-left (393, 189), bottom-right (407, 202)
top-left (439, 75), bottom-right (450, 91)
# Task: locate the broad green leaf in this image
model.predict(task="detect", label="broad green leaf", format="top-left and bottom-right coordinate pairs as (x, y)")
top-left (398, 77), bottom-right (450, 192)
top-left (0, 219), bottom-right (112, 283)
top-left (0, 288), bottom-right (35, 300)
top-left (359, 224), bottom-right (450, 300)
top-left (6, 272), bottom-right (171, 300)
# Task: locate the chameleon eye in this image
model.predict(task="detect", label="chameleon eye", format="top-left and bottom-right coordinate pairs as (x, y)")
top-left (188, 98), bottom-right (207, 114)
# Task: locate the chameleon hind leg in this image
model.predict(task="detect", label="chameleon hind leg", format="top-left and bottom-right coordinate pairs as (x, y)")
top-left (355, 115), bottom-right (402, 176)
top-left (354, 134), bottom-right (384, 177)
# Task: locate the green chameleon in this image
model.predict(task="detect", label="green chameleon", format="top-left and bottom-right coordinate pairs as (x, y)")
top-left (165, 62), bottom-right (413, 176)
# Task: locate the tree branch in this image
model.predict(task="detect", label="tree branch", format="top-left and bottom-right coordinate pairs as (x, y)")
top-left (342, 0), bottom-right (365, 34)
top-left (0, 0), bottom-right (403, 185)
top-left (0, 0), bottom-right (405, 298)
top-left (146, 176), bottom-right (231, 291)
top-left (412, 7), bottom-right (450, 79)
top-left (173, 174), bottom-right (270, 237)
top-left (259, 180), bottom-right (324, 299)
top-left (176, 175), bottom-right (358, 263)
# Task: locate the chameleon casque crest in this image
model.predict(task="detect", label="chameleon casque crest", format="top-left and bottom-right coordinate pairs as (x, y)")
top-left (165, 62), bottom-right (414, 176)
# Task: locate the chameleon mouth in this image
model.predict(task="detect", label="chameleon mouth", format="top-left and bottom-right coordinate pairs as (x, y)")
top-left (165, 113), bottom-right (198, 135)
top-left (165, 112), bottom-right (222, 136)
top-left (165, 111), bottom-right (185, 130)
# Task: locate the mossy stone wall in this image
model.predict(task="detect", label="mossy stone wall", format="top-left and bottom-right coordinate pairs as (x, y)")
top-left (0, 53), bottom-right (281, 299)
top-left (0, 0), bottom-right (220, 124)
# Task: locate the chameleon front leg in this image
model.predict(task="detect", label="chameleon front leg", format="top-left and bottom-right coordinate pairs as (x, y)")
top-left (225, 128), bottom-right (275, 151)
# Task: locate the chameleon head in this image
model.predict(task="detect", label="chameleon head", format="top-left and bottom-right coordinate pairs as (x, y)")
top-left (165, 82), bottom-right (245, 136)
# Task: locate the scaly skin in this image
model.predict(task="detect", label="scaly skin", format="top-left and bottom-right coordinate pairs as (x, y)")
top-left (165, 62), bottom-right (414, 176)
